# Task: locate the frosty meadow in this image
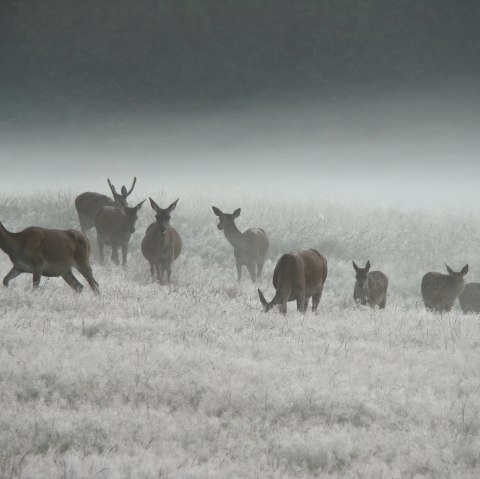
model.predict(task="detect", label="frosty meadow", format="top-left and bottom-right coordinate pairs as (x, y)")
top-left (1, 188), bottom-right (480, 478)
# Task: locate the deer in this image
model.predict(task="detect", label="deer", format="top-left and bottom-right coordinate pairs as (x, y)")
top-left (352, 260), bottom-right (388, 308)
top-left (258, 248), bottom-right (328, 314)
top-left (141, 198), bottom-right (182, 283)
top-left (212, 206), bottom-right (269, 283)
top-left (458, 283), bottom-right (480, 314)
top-left (95, 200), bottom-right (145, 266)
top-left (421, 263), bottom-right (468, 312)
top-left (0, 222), bottom-right (99, 293)
top-left (75, 177), bottom-right (137, 233)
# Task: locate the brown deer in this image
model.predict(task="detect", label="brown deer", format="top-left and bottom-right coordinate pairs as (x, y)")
top-left (0, 222), bottom-right (99, 292)
top-left (212, 206), bottom-right (269, 283)
top-left (353, 260), bottom-right (388, 308)
top-left (421, 263), bottom-right (468, 312)
top-left (141, 198), bottom-right (182, 283)
top-left (458, 283), bottom-right (480, 313)
top-left (75, 177), bottom-right (137, 233)
top-left (258, 249), bottom-right (327, 314)
top-left (95, 200), bottom-right (145, 266)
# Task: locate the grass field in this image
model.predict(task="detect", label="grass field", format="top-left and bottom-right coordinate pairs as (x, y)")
top-left (1, 192), bottom-right (480, 478)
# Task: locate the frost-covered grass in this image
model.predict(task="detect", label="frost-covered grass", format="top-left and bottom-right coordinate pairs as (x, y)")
top-left (1, 192), bottom-right (480, 478)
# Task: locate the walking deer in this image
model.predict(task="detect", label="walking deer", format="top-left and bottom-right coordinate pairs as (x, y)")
top-left (352, 260), bottom-right (388, 308)
top-left (421, 263), bottom-right (468, 312)
top-left (95, 200), bottom-right (145, 266)
top-left (458, 283), bottom-right (480, 313)
top-left (141, 198), bottom-right (182, 283)
top-left (0, 222), bottom-right (99, 292)
top-left (212, 206), bottom-right (269, 283)
top-left (75, 177), bottom-right (137, 233)
top-left (258, 249), bottom-right (327, 314)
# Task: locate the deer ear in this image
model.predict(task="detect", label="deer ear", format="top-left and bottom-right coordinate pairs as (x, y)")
top-left (121, 186), bottom-right (128, 196)
top-left (167, 198), bottom-right (179, 212)
top-left (461, 264), bottom-right (469, 276)
top-left (352, 261), bottom-right (359, 272)
top-left (445, 263), bottom-right (454, 275)
top-left (150, 197), bottom-right (161, 212)
top-left (212, 206), bottom-right (222, 216)
top-left (365, 260), bottom-right (371, 272)
top-left (233, 208), bottom-right (241, 218)
top-left (258, 289), bottom-right (267, 307)
top-left (136, 199), bottom-right (146, 210)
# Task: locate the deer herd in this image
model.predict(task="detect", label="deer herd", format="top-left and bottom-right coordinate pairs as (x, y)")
top-left (0, 177), bottom-right (478, 315)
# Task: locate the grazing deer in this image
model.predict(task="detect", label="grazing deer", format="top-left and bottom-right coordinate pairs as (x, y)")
top-left (352, 260), bottom-right (388, 308)
top-left (0, 222), bottom-right (99, 293)
top-left (458, 283), bottom-right (480, 313)
top-left (75, 177), bottom-right (137, 233)
top-left (141, 198), bottom-right (182, 283)
top-left (421, 263), bottom-right (468, 312)
top-left (95, 200), bottom-right (145, 266)
top-left (212, 206), bottom-right (269, 283)
top-left (258, 249), bottom-right (327, 314)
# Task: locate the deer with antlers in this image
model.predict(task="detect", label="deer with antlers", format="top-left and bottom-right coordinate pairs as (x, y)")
top-left (0, 222), bottom-right (99, 292)
top-left (75, 177), bottom-right (137, 233)
top-left (212, 206), bottom-right (269, 283)
top-left (141, 198), bottom-right (182, 283)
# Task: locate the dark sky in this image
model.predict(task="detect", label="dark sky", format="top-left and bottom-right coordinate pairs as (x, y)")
top-left (1, 1), bottom-right (480, 113)
top-left (1, 1), bottom-right (480, 207)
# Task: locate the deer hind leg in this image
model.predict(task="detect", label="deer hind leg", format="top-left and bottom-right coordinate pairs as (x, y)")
top-left (166, 262), bottom-right (173, 283)
top-left (121, 241), bottom-right (128, 266)
top-left (3, 267), bottom-right (22, 287)
top-left (32, 266), bottom-right (42, 289)
top-left (76, 265), bottom-right (99, 294)
top-left (155, 263), bottom-right (162, 283)
top-left (149, 262), bottom-right (155, 281)
top-left (97, 237), bottom-right (105, 264)
top-left (304, 297), bottom-right (310, 311)
top-left (312, 285), bottom-right (324, 312)
top-left (378, 296), bottom-right (386, 309)
top-left (62, 270), bottom-right (84, 292)
top-left (296, 291), bottom-right (306, 313)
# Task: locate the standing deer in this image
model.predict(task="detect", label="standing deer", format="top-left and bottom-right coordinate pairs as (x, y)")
top-left (212, 206), bottom-right (269, 283)
top-left (421, 263), bottom-right (468, 312)
top-left (95, 200), bottom-right (145, 266)
top-left (458, 283), bottom-right (480, 313)
top-left (141, 198), bottom-right (182, 283)
top-left (75, 177), bottom-right (137, 233)
top-left (352, 260), bottom-right (388, 308)
top-left (0, 222), bottom-right (99, 293)
top-left (258, 249), bottom-right (328, 314)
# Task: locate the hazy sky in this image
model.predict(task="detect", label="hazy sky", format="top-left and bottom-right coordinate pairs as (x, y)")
top-left (1, 2), bottom-right (479, 209)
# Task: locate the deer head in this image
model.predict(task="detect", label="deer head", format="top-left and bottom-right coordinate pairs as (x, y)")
top-left (149, 198), bottom-right (179, 233)
top-left (353, 260), bottom-right (371, 289)
top-left (108, 177), bottom-right (137, 207)
top-left (123, 199), bottom-right (145, 234)
top-left (445, 263), bottom-right (469, 278)
top-left (212, 206), bottom-right (241, 230)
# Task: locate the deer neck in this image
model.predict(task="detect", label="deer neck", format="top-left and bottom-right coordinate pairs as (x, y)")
top-left (0, 223), bottom-right (20, 258)
top-left (223, 221), bottom-right (245, 250)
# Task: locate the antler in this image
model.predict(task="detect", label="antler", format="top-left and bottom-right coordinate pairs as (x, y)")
top-left (125, 177), bottom-right (137, 197)
top-left (107, 178), bottom-right (117, 195)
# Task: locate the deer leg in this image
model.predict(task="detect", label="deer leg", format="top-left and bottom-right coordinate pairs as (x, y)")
top-left (235, 259), bottom-right (243, 283)
top-left (121, 242), bottom-right (128, 266)
top-left (76, 265), bottom-right (99, 294)
top-left (312, 285), bottom-right (324, 312)
top-left (32, 267), bottom-right (42, 289)
top-left (149, 262), bottom-right (155, 281)
top-left (111, 245), bottom-right (120, 265)
top-left (3, 267), bottom-right (22, 287)
top-left (378, 297), bottom-right (386, 309)
top-left (155, 263), bottom-right (162, 283)
top-left (256, 261), bottom-right (264, 281)
top-left (304, 297), bottom-right (310, 310)
top-left (246, 262), bottom-right (256, 283)
top-left (62, 271), bottom-right (84, 292)
top-left (97, 238), bottom-right (105, 264)
top-left (296, 291), bottom-right (306, 313)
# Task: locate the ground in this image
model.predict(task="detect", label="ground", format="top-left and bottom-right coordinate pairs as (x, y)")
top-left (1, 192), bottom-right (480, 478)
